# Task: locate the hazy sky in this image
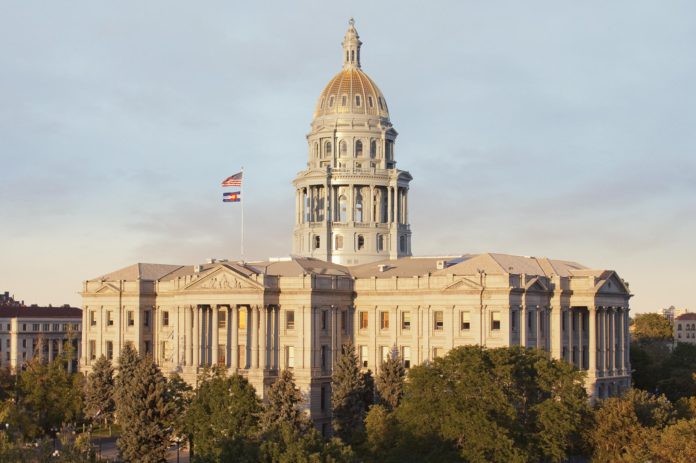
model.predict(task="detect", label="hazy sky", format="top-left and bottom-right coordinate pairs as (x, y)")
top-left (1, 1), bottom-right (694, 312)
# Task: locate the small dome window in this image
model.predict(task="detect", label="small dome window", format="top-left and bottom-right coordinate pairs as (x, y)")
top-left (370, 140), bottom-right (377, 158)
top-left (355, 95), bottom-right (361, 107)
top-left (368, 96), bottom-right (374, 108)
top-left (378, 97), bottom-right (384, 110)
top-left (355, 140), bottom-right (363, 157)
top-left (341, 95), bottom-right (347, 106)
top-left (329, 96), bottom-right (335, 107)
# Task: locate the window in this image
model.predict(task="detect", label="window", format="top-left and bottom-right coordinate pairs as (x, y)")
top-left (335, 234), bottom-right (344, 250)
top-left (106, 341), bottom-right (113, 360)
top-left (90, 311), bottom-right (96, 326)
top-left (72, 323), bottom-right (79, 331)
top-left (321, 345), bottom-right (328, 369)
top-left (328, 96), bottom-right (335, 107)
top-left (368, 95), bottom-right (374, 107)
top-left (360, 345), bottom-right (369, 368)
top-left (144, 310), bottom-right (151, 328)
top-left (402, 346), bottom-right (411, 369)
top-left (33, 323), bottom-right (40, 331)
top-left (314, 235), bottom-right (321, 249)
top-left (380, 311), bottom-right (389, 330)
top-left (401, 311), bottom-right (411, 330)
top-left (286, 346), bottom-right (295, 368)
top-left (434, 311), bottom-right (444, 331)
top-left (381, 346), bottom-right (391, 365)
top-left (42, 323), bottom-right (49, 331)
top-left (127, 311), bottom-right (134, 326)
top-left (539, 312), bottom-right (544, 331)
top-left (370, 140), bottom-right (377, 158)
top-left (377, 234), bottom-right (385, 252)
top-left (461, 311), bottom-right (471, 330)
top-left (238, 344), bottom-right (246, 367)
top-left (161, 341), bottom-right (168, 360)
top-left (378, 97), bottom-right (384, 110)
top-left (239, 309), bottom-right (247, 330)
top-left (355, 194), bottom-right (363, 222)
top-left (339, 196), bottom-right (348, 222)
top-left (433, 347), bottom-right (443, 358)
top-left (107, 311), bottom-right (114, 326)
top-left (162, 311), bottom-right (169, 327)
top-left (286, 310), bottom-right (295, 330)
top-left (678, 324), bottom-right (682, 331)
top-left (491, 311), bottom-right (501, 331)
top-left (218, 310), bottom-right (226, 328)
top-left (359, 311), bottom-right (368, 329)
top-left (355, 140), bottom-right (363, 157)
top-left (562, 311), bottom-right (567, 331)
top-left (321, 310), bottom-right (328, 330)
top-left (357, 235), bottom-right (365, 250)
top-left (144, 341), bottom-right (151, 354)
top-left (355, 94), bottom-right (361, 107)
top-left (325, 141), bottom-right (332, 156)
top-left (22, 324), bottom-right (26, 331)
top-left (339, 140), bottom-right (347, 156)
top-left (89, 340), bottom-right (96, 360)
top-left (53, 323), bottom-right (59, 332)
top-left (22, 339), bottom-right (26, 348)
top-left (528, 311), bottom-right (533, 329)
top-left (341, 95), bottom-right (347, 106)
top-left (320, 385), bottom-right (327, 411)
top-left (341, 311), bottom-right (347, 333)
top-left (511, 311), bottom-right (516, 331)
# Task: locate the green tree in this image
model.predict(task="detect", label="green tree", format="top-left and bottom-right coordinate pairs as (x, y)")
top-left (259, 421), bottom-right (356, 463)
top-left (114, 343), bottom-right (141, 413)
top-left (117, 356), bottom-right (175, 463)
top-left (374, 346), bottom-right (404, 410)
top-left (84, 355), bottom-right (115, 426)
top-left (331, 343), bottom-right (368, 444)
top-left (656, 343), bottom-right (696, 401)
top-left (167, 372), bottom-right (193, 439)
top-left (260, 369), bottom-right (309, 434)
top-left (590, 389), bottom-right (675, 462)
top-left (392, 346), bottom-right (590, 463)
top-left (632, 313), bottom-right (672, 341)
top-left (185, 369), bottom-right (261, 462)
top-left (651, 418), bottom-right (696, 463)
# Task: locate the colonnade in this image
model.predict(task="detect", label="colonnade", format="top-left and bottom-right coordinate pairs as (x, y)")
top-left (182, 304), bottom-right (280, 371)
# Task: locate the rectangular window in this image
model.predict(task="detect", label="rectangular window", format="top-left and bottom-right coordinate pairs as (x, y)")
top-left (286, 310), bottom-right (295, 330)
top-left (539, 312), bottom-right (544, 332)
top-left (52, 323), bottom-right (59, 332)
top-left (127, 311), bottom-right (134, 327)
top-left (162, 311), bottom-right (170, 327)
top-left (321, 345), bottom-right (328, 370)
top-left (380, 311), bottom-right (389, 330)
top-left (32, 323), bottom-right (40, 332)
top-left (461, 311), bottom-right (471, 330)
top-left (62, 323), bottom-right (68, 331)
top-left (160, 341), bottom-right (168, 360)
top-left (562, 311), bottom-right (567, 332)
top-left (144, 341), bottom-right (151, 354)
top-left (511, 311), bottom-right (516, 331)
top-left (528, 311), bottom-right (533, 329)
top-left (90, 311), bottom-right (96, 326)
top-left (144, 310), bottom-right (151, 328)
top-left (360, 345), bottom-right (368, 368)
top-left (107, 311), bottom-right (114, 326)
top-left (72, 323), bottom-right (79, 331)
top-left (42, 323), bottom-right (49, 331)
top-left (286, 346), bottom-right (295, 368)
top-left (89, 340), bottom-right (96, 360)
top-left (320, 385), bottom-right (327, 411)
top-left (321, 310), bottom-right (328, 331)
top-left (106, 341), bottom-right (113, 360)
top-left (239, 309), bottom-right (247, 330)
top-left (433, 347), bottom-right (443, 359)
top-left (22, 339), bottom-right (26, 348)
top-left (359, 311), bottom-right (368, 330)
top-left (218, 310), bottom-right (225, 329)
top-left (434, 311), bottom-right (444, 331)
top-left (402, 346), bottom-right (411, 369)
top-left (22, 324), bottom-right (26, 331)
top-left (491, 311), bottom-right (501, 331)
top-left (341, 311), bottom-right (347, 334)
top-left (381, 346), bottom-right (390, 365)
top-left (401, 311), bottom-right (411, 330)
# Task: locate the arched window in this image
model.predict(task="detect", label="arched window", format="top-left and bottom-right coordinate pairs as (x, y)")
top-left (325, 141), bottom-right (332, 157)
top-left (357, 235), bottom-right (365, 250)
top-left (314, 236), bottom-right (320, 249)
top-left (339, 140), bottom-right (347, 157)
top-left (370, 140), bottom-right (376, 158)
top-left (355, 193), bottom-right (363, 222)
top-left (351, 50), bottom-right (355, 62)
top-left (355, 140), bottom-right (363, 157)
top-left (377, 234), bottom-right (384, 251)
top-left (339, 195), bottom-right (348, 222)
top-left (335, 234), bottom-right (343, 250)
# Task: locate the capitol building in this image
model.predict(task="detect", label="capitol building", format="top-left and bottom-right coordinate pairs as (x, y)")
top-left (81, 20), bottom-right (631, 431)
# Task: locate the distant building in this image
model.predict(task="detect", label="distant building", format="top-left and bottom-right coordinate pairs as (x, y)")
top-left (674, 312), bottom-right (696, 344)
top-left (662, 305), bottom-right (689, 324)
top-left (81, 20), bottom-right (632, 430)
top-left (0, 291), bottom-right (82, 371)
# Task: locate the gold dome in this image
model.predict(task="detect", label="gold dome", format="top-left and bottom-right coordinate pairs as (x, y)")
top-left (313, 68), bottom-right (390, 120)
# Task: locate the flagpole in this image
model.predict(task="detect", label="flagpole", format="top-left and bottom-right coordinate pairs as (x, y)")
top-left (240, 166), bottom-right (244, 262)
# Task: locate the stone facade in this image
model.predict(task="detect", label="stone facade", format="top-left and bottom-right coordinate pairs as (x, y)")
top-left (81, 20), bottom-right (632, 430)
top-left (674, 312), bottom-right (696, 344)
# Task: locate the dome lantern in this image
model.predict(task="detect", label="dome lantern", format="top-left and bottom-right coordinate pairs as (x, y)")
top-left (342, 18), bottom-right (362, 69)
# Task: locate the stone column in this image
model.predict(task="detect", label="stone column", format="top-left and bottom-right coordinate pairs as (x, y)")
top-left (624, 308), bottom-right (631, 373)
top-left (577, 310), bottom-right (584, 369)
top-left (193, 306), bottom-right (200, 367)
top-left (588, 306), bottom-right (597, 377)
top-left (567, 309), bottom-right (574, 365)
top-left (260, 306), bottom-right (267, 370)
top-left (535, 307), bottom-right (542, 349)
top-left (231, 306), bottom-right (239, 370)
top-left (211, 306), bottom-right (219, 366)
top-left (331, 306), bottom-right (339, 368)
top-left (184, 306), bottom-right (191, 366)
top-left (618, 308), bottom-right (625, 373)
top-left (520, 305), bottom-right (527, 348)
top-left (251, 306), bottom-right (259, 369)
top-left (387, 186), bottom-right (392, 224)
top-left (607, 308), bottom-right (614, 374)
top-left (81, 307), bottom-right (88, 366)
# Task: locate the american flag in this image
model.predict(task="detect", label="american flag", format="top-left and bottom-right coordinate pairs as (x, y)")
top-left (221, 171), bottom-right (243, 187)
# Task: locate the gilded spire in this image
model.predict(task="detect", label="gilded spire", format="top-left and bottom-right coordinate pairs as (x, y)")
top-left (342, 18), bottom-right (362, 69)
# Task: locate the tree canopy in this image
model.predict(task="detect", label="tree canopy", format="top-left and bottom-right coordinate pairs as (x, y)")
top-left (632, 313), bottom-right (673, 342)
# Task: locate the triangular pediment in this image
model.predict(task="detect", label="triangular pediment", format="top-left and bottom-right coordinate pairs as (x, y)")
top-left (444, 277), bottom-right (482, 291)
top-left (95, 283), bottom-right (121, 294)
top-left (184, 266), bottom-right (263, 291)
top-left (597, 272), bottom-right (629, 294)
top-left (525, 277), bottom-right (549, 292)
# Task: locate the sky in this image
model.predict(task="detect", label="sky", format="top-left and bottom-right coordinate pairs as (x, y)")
top-left (1, 1), bottom-right (694, 313)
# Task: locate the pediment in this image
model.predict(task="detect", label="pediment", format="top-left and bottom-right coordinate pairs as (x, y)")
top-left (597, 273), bottom-right (629, 294)
top-left (444, 277), bottom-right (482, 291)
top-left (525, 277), bottom-right (549, 292)
top-left (184, 266), bottom-right (262, 292)
top-left (95, 283), bottom-right (121, 294)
